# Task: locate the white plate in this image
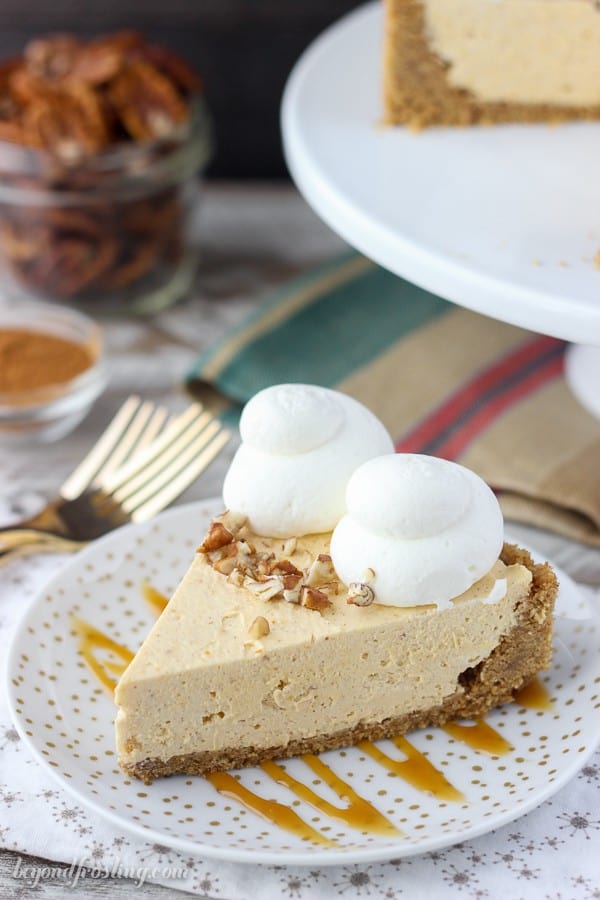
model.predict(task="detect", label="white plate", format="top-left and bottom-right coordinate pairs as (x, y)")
top-left (282, 2), bottom-right (600, 345)
top-left (6, 500), bottom-right (600, 866)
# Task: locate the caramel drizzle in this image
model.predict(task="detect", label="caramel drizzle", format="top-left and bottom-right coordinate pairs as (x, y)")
top-left (442, 719), bottom-right (513, 755)
top-left (141, 583), bottom-right (169, 615)
top-left (205, 771), bottom-right (336, 846)
top-left (359, 736), bottom-right (465, 802)
top-left (261, 754), bottom-right (401, 836)
top-left (71, 615), bottom-right (134, 694)
top-left (514, 676), bottom-right (554, 711)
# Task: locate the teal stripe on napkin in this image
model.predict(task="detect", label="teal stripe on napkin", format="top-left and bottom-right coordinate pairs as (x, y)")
top-left (187, 252), bottom-right (452, 406)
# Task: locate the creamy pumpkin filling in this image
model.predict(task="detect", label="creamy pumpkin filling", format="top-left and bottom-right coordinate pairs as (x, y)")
top-left (115, 532), bottom-right (531, 772)
top-left (424, 0), bottom-right (600, 106)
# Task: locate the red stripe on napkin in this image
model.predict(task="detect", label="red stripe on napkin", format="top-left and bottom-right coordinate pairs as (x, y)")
top-left (396, 336), bottom-right (565, 459)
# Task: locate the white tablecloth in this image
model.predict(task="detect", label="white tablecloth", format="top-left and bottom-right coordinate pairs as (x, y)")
top-left (2, 184), bottom-right (600, 899)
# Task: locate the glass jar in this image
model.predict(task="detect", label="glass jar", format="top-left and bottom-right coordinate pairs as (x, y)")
top-left (0, 99), bottom-right (211, 315)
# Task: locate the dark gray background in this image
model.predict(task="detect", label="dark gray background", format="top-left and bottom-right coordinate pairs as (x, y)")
top-left (0, 0), bottom-right (360, 178)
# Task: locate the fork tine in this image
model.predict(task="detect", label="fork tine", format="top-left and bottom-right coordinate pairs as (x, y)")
top-left (100, 404), bottom-right (206, 494)
top-left (116, 418), bottom-right (222, 510)
top-left (95, 401), bottom-right (168, 481)
top-left (130, 429), bottom-right (231, 523)
top-left (134, 406), bottom-right (171, 453)
top-left (60, 396), bottom-right (143, 500)
top-left (110, 410), bottom-right (215, 504)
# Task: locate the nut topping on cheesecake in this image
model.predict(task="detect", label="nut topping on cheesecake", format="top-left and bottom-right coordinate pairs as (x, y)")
top-left (198, 512), bottom-right (339, 614)
top-left (200, 389), bottom-right (506, 614)
top-left (347, 583), bottom-right (375, 607)
top-left (247, 616), bottom-right (270, 639)
top-left (306, 554), bottom-right (336, 587)
top-left (197, 520), bottom-right (235, 553)
top-left (300, 586), bottom-right (332, 611)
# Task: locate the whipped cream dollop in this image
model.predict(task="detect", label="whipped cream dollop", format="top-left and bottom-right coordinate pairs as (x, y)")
top-left (223, 384), bottom-right (394, 537)
top-left (330, 454), bottom-right (504, 609)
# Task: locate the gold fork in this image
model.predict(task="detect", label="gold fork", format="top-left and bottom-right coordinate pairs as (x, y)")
top-left (0, 396), bottom-right (230, 561)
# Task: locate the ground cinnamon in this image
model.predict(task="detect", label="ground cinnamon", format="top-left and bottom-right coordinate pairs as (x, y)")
top-left (0, 328), bottom-right (93, 393)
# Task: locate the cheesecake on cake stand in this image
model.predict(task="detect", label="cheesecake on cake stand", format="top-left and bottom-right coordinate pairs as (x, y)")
top-left (281, 2), bottom-right (600, 419)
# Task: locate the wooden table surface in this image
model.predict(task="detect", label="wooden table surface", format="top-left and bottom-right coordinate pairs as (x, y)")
top-left (1, 183), bottom-right (598, 900)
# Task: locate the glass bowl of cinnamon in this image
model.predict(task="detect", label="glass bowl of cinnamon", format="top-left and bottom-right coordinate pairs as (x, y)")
top-left (0, 301), bottom-right (106, 442)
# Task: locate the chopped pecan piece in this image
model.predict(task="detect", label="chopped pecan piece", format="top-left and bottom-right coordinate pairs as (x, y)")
top-left (227, 568), bottom-right (245, 587)
top-left (306, 554), bottom-right (337, 587)
top-left (301, 586), bottom-right (332, 612)
top-left (217, 510), bottom-right (248, 535)
top-left (213, 555), bottom-right (238, 576)
top-left (282, 537), bottom-right (297, 556)
top-left (347, 583), bottom-right (375, 607)
top-left (283, 586), bottom-right (302, 604)
top-left (208, 542), bottom-right (238, 563)
top-left (245, 577), bottom-right (284, 601)
top-left (255, 555), bottom-right (276, 579)
top-left (282, 573), bottom-right (302, 591)
top-left (236, 539), bottom-right (256, 558)
top-left (269, 559), bottom-right (302, 577)
top-left (248, 616), bottom-right (270, 639)
top-left (198, 521), bottom-right (235, 553)
top-left (318, 580), bottom-right (340, 596)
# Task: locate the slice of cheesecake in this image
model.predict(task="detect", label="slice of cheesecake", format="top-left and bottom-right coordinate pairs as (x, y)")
top-left (115, 517), bottom-right (557, 784)
top-left (384, 0), bottom-right (600, 129)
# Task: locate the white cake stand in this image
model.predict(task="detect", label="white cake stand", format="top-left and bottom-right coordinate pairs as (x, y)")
top-left (281, 2), bottom-right (600, 418)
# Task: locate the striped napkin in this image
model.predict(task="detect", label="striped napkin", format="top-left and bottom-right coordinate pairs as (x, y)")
top-left (187, 252), bottom-right (600, 547)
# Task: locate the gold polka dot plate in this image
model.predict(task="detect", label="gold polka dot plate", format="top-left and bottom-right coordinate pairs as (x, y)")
top-left (6, 500), bottom-right (600, 865)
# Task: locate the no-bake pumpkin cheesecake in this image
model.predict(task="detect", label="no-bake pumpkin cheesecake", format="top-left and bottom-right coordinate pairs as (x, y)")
top-left (384, 0), bottom-right (600, 129)
top-left (115, 384), bottom-right (557, 783)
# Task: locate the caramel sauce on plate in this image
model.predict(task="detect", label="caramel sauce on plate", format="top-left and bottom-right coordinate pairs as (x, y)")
top-left (442, 719), bottom-right (513, 755)
top-left (360, 736), bottom-right (464, 802)
top-left (261, 754), bottom-right (400, 836)
top-left (141, 583), bottom-right (169, 615)
top-left (71, 616), bottom-right (134, 694)
top-left (206, 771), bottom-right (336, 846)
top-left (514, 676), bottom-right (554, 711)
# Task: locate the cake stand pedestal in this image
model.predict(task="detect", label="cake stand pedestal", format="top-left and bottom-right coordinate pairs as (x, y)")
top-left (281, 2), bottom-right (600, 414)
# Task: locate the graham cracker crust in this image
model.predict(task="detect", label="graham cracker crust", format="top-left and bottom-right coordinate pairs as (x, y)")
top-left (384, 0), bottom-right (600, 129)
top-left (124, 543), bottom-right (557, 784)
